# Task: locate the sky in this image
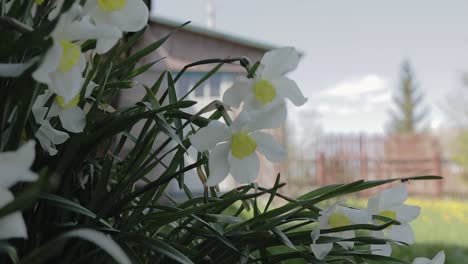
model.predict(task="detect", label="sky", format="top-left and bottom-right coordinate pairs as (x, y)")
top-left (152, 0), bottom-right (468, 134)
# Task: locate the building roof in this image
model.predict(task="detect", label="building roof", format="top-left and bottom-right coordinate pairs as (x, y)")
top-left (149, 16), bottom-right (278, 52)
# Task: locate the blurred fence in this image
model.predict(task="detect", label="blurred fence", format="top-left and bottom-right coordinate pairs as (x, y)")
top-left (287, 133), bottom-right (468, 197)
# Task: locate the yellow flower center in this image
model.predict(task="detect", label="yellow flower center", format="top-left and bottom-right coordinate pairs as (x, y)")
top-left (58, 40), bottom-right (81, 72)
top-left (35, 0), bottom-right (45, 5)
top-left (377, 210), bottom-right (397, 225)
top-left (230, 132), bottom-right (257, 159)
top-left (253, 79), bottom-right (276, 105)
top-left (55, 94), bottom-right (80, 109)
top-left (328, 212), bottom-right (351, 228)
top-left (97, 0), bottom-right (127, 12)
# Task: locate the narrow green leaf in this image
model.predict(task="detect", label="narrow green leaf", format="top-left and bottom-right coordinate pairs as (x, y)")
top-left (119, 234), bottom-right (194, 264)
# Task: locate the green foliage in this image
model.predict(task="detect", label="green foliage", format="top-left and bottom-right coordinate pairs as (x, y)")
top-left (388, 60), bottom-right (430, 133)
top-left (0, 1), bottom-right (444, 264)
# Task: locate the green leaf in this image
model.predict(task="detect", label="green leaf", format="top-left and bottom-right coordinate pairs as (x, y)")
top-left (200, 213), bottom-right (243, 224)
top-left (271, 227), bottom-right (297, 250)
top-left (39, 193), bottom-right (114, 229)
top-left (179, 62), bottom-right (224, 101)
top-left (62, 229), bottom-right (131, 264)
top-left (119, 234), bottom-right (194, 264)
top-left (19, 229), bottom-right (130, 264)
top-left (115, 22), bottom-right (189, 68)
top-left (0, 242), bottom-right (19, 263)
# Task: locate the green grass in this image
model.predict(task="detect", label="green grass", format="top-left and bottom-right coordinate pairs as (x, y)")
top-left (337, 197), bottom-right (468, 263)
top-left (226, 198), bottom-right (468, 263)
top-left (278, 198), bottom-right (468, 263)
top-left (388, 198), bottom-right (468, 263)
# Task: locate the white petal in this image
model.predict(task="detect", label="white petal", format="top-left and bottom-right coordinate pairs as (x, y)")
top-left (0, 59), bottom-right (36, 77)
top-left (250, 131), bottom-right (286, 163)
top-left (318, 214), bottom-right (331, 229)
top-left (0, 188), bottom-right (28, 239)
top-left (96, 37), bottom-right (121, 54)
top-left (247, 100), bottom-right (287, 130)
top-left (371, 243), bottom-right (392, 256)
top-left (44, 124), bottom-right (69, 145)
top-left (387, 223), bottom-right (415, 244)
top-left (35, 121), bottom-right (70, 156)
top-left (222, 76), bottom-right (252, 108)
top-left (310, 242), bottom-right (333, 260)
top-left (367, 196), bottom-right (380, 214)
top-left (230, 111), bottom-right (253, 133)
top-left (59, 107), bottom-right (86, 133)
top-left (65, 16), bottom-right (122, 42)
top-left (339, 206), bottom-right (372, 224)
top-left (412, 258), bottom-right (432, 264)
top-left (336, 230), bottom-right (355, 250)
top-left (378, 184), bottom-right (408, 210)
top-left (15, 141), bottom-right (36, 175)
top-left (79, 51), bottom-right (86, 73)
top-left (228, 152), bottom-right (259, 184)
top-left (0, 141), bottom-right (37, 188)
top-left (393, 204), bottom-right (421, 223)
top-left (90, 0), bottom-right (148, 33)
top-left (259, 47), bottom-right (300, 79)
top-left (32, 42), bottom-right (61, 84)
top-left (84, 81), bottom-right (99, 98)
top-left (310, 228), bottom-right (320, 243)
top-left (32, 92), bottom-right (54, 123)
top-left (48, 102), bottom-right (62, 118)
top-left (50, 63), bottom-right (83, 103)
top-left (189, 121), bottom-right (230, 152)
top-left (116, 0), bottom-right (149, 32)
top-left (371, 230), bottom-right (385, 238)
top-left (431, 251), bottom-right (445, 264)
top-left (272, 76), bottom-right (307, 106)
top-left (206, 143), bottom-right (230, 186)
top-left (83, 0), bottom-right (97, 13)
top-left (51, 3), bottom-right (84, 39)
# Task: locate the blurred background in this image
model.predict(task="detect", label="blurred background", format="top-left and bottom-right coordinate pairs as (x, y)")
top-left (139, 0), bottom-right (468, 262)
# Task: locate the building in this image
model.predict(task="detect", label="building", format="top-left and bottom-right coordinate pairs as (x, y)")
top-left (119, 16), bottom-right (290, 195)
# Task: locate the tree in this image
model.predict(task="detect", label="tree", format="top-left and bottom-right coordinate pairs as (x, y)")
top-left (388, 60), bottom-right (430, 133)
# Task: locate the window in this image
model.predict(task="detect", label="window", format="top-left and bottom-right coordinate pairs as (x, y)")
top-left (172, 72), bottom-right (235, 98)
top-left (209, 74), bottom-right (221, 96)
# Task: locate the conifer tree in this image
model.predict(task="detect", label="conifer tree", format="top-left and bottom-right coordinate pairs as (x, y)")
top-left (388, 60), bottom-right (429, 133)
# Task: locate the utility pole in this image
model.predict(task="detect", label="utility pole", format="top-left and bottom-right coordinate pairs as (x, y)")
top-left (205, 0), bottom-right (215, 29)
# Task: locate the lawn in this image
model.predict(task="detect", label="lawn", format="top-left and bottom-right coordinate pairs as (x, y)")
top-left (227, 197), bottom-right (468, 263)
top-left (388, 198), bottom-right (468, 263)
top-left (333, 197), bottom-right (468, 263)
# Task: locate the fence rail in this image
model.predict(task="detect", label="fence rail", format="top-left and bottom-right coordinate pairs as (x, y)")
top-left (286, 133), bottom-right (467, 197)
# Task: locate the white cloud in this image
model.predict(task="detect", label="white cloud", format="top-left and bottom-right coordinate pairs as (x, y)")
top-left (316, 103), bottom-right (358, 116)
top-left (322, 74), bottom-right (388, 97)
top-left (367, 91), bottom-right (392, 104)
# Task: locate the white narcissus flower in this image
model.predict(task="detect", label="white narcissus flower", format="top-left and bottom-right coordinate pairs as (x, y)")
top-left (33, 82), bottom-right (98, 133)
top-left (223, 47), bottom-right (307, 129)
top-left (310, 203), bottom-right (371, 260)
top-left (84, 0), bottom-right (149, 54)
top-left (32, 4), bottom-right (120, 103)
top-left (367, 184), bottom-right (421, 256)
top-left (189, 113), bottom-right (286, 186)
top-left (0, 141), bottom-right (37, 239)
top-left (412, 251), bottom-right (445, 264)
top-left (35, 120), bottom-right (70, 156)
